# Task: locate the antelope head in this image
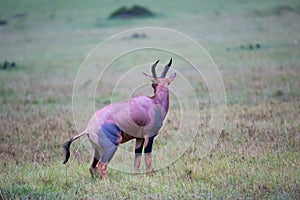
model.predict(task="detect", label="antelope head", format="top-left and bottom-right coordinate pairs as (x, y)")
top-left (143, 58), bottom-right (176, 93)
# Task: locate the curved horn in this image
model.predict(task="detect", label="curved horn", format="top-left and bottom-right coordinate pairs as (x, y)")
top-left (160, 58), bottom-right (172, 78)
top-left (151, 60), bottom-right (159, 78)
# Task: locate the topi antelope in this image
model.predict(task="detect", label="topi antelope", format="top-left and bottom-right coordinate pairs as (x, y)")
top-left (63, 58), bottom-right (176, 179)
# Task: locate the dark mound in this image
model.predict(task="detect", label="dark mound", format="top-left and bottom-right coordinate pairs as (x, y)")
top-left (109, 5), bottom-right (154, 19)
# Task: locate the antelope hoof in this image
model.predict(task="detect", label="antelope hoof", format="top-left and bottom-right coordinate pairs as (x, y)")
top-left (89, 167), bottom-right (100, 179)
top-left (146, 171), bottom-right (154, 177)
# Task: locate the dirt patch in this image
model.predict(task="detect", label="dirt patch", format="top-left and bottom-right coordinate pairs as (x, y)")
top-left (122, 33), bottom-right (147, 40)
top-left (12, 13), bottom-right (26, 19)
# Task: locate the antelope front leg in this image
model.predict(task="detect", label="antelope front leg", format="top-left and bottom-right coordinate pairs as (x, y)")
top-left (134, 138), bottom-right (144, 174)
top-left (145, 153), bottom-right (152, 175)
top-left (134, 154), bottom-right (142, 174)
top-left (144, 135), bottom-right (155, 175)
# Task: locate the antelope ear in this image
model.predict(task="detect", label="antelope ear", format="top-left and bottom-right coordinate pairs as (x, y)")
top-left (169, 73), bottom-right (176, 81)
top-left (143, 72), bottom-right (151, 78)
top-left (143, 72), bottom-right (156, 82)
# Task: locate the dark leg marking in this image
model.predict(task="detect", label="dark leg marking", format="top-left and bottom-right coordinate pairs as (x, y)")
top-left (91, 157), bottom-right (99, 168)
top-left (135, 139), bottom-right (144, 154)
top-left (144, 135), bottom-right (155, 153)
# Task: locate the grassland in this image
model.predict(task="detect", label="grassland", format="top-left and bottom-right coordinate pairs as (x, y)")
top-left (0, 0), bottom-right (300, 199)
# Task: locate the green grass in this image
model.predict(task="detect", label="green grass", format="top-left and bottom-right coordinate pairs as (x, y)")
top-left (1, 0), bottom-right (300, 199)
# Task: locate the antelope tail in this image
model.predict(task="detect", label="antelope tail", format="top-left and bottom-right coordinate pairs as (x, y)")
top-left (63, 131), bottom-right (87, 164)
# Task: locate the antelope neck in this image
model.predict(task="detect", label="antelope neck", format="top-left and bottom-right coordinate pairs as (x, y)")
top-left (152, 85), bottom-right (169, 113)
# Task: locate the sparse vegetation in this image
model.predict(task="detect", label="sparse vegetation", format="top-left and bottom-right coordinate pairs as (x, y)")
top-left (0, 0), bottom-right (299, 199)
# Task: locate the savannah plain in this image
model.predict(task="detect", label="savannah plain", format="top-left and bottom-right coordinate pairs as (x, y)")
top-left (0, 0), bottom-right (299, 199)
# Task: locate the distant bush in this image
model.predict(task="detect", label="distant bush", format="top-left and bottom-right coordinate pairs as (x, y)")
top-left (1, 61), bottom-right (16, 70)
top-left (253, 5), bottom-right (299, 17)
